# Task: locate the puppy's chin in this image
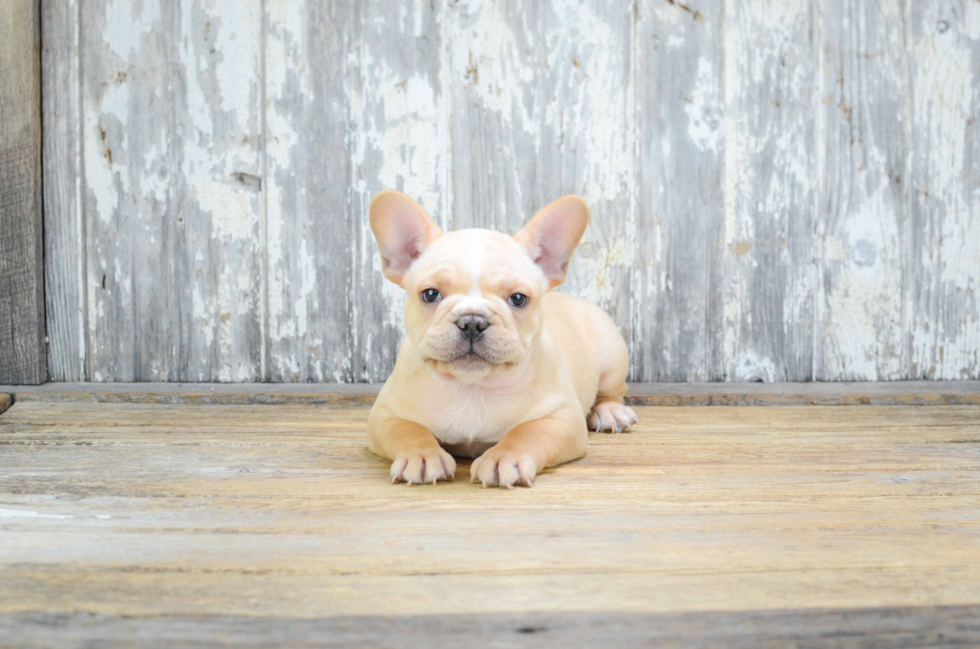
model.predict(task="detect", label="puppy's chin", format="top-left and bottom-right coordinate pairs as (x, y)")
top-left (426, 354), bottom-right (491, 380)
top-left (425, 353), bottom-right (520, 383)
top-left (450, 353), bottom-right (494, 377)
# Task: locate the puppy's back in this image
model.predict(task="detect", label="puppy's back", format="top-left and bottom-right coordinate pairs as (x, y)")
top-left (542, 292), bottom-right (629, 411)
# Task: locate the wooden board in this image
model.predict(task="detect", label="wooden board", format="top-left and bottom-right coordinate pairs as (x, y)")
top-left (4, 606), bottom-right (980, 648)
top-left (1, 401), bottom-right (979, 645)
top-left (41, 0), bottom-right (85, 382)
top-left (77, 0), bottom-right (264, 382)
top-left (815, 0), bottom-right (909, 381)
top-left (723, 0), bottom-right (817, 382)
top-left (633, 0), bottom-right (725, 382)
top-left (0, 0), bottom-right (46, 385)
top-left (1, 381), bottom-right (979, 407)
top-left (908, 0), bottom-right (980, 380)
top-left (38, 0), bottom-right (980, 383)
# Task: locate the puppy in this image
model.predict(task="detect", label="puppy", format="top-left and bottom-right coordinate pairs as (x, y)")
top-left (367, 190), bottom-right (638, 488)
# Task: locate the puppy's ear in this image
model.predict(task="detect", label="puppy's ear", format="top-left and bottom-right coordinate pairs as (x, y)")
top-left (514, 195), bottom-right (589, 289)
top-left (369, 190), bottom-right (442, 286)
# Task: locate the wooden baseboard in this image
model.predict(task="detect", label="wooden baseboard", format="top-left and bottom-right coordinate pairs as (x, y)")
top-left (0, 380), bottom-right (978, 407)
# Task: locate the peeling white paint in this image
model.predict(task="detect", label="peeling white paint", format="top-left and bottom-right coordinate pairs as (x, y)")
top-left (685, 57), bottom-right (722, 153)
top-left (44, 0), bottom-right (980, 383)
top-left (102, 0), bottom-right (158, 59)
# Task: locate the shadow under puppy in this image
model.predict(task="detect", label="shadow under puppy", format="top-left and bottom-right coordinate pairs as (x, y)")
top-left (367, 191), bottom-right (638, 488)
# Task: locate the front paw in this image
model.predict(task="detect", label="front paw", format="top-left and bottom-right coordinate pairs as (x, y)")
top-left (471, 448), bottom-right (538, 489)
top-left (390, 447), bottom-right (456, 485)
top-left (588, 400), bottom-right (638, 433)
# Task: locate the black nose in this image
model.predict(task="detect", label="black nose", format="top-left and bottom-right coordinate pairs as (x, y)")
top-left (456, 315), bottom-right (489, 342)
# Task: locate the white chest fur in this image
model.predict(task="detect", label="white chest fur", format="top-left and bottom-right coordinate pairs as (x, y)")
top-left (425, 383), bottom-right (512, 446)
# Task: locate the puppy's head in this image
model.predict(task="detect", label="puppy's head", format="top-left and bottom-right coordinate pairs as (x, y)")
top-left (369, 191), bottom-right (589, 382)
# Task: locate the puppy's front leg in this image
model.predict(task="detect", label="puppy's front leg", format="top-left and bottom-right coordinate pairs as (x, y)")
top-left (368, 412), bottom-right (456, 485)
top-left (471, 410), bottom-right (587, 488)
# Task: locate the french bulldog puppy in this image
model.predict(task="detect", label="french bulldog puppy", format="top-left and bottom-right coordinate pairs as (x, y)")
top-left (367, 190), bottom-right (637, 488)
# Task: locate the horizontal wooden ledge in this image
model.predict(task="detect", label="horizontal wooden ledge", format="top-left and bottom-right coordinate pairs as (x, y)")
top-left (1, 380), bottom-right (978, 407)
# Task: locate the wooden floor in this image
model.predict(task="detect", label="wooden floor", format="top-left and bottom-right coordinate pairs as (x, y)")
top-left (1, 397), bottom-right (979, 647)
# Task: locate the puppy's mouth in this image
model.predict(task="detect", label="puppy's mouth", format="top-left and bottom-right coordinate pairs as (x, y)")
top-left (444, 346), bottom-right (494, 368)
top-left (423, 343), bottom-right (512, 377)
top-left (449, 351), bottom-right (491, 371)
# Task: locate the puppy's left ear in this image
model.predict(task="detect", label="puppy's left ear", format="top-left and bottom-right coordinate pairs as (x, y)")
top-left (369, 190), bottom-right (443, 286)
top-left (515, 195), bottom-right (589, 289)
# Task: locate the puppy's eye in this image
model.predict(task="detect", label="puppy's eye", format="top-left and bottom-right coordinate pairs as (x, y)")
top-left (507, 293), bottom-right (528, 308)
top-left (421, 288), bottom-right (441, 303)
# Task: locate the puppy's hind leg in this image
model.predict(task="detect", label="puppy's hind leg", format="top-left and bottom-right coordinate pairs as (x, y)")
top-left (587, 334), bottom-right (638, 433)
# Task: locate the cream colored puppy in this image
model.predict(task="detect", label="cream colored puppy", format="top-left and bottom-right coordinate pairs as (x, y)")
top-left (367, 190), bottom-right (637, 488)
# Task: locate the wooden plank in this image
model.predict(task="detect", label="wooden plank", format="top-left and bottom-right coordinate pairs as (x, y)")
top-left (0, 381), bottom-right (978, 406)
top-left (42, 0), bottom-right (86, 381)
top-left (0, 0), bottom-right (46, 385)
top-left (81, 0), bottom-right (165, 381)
top-left (723, 0), bottom-right (817, 381)
top-left (263, 0), bottom-right (352, 381)
top-left (0, 402), bottom-right (978, 641)
top-left (815, 0), bottom-right (910, 380)
top-left (0, 382), bottom-right (380, 406)
top-left (3, 605), bottom-right (979, 649)
top-left (172, 1), bottom-right (264, 382)
top-left (81, 1), bottom-right (263, 382)
top-left (908, 1), bottom-right (980, 380)
top-left (448, 0), bottom-right (634, 341)
top-left (634, 0), bottom-right (725, 382)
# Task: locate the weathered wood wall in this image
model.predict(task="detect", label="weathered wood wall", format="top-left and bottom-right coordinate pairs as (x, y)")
top-left (40, 0), bottom-right (980, 383)
top-left (1, 0), bottom-right (46, 385)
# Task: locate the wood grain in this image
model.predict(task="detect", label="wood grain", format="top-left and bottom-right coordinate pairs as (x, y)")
top-left (1, 381), bottom-right (978, 406)
top-left (723, 0), bottom-right (817, 382)
top-left (263, 0), bottom-right (353, 382)
top-left (634, 0), bottom-right (725, 381)
top-left (0, 402), bottom-right (978, 644)
top-left (908, 0), bottom-right (980, 380)
top-left (815, 0), bottom-right (910, 381)
top-left (4, 606), bottom-right (979, 648)
top-left (41, 0), bottom-right (85, 382)
top-left (0, 0), bottom-right (46, 385)
top-left (79, 1), bottom-right (264, 382)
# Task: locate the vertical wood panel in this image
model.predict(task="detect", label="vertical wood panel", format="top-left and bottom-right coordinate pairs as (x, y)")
top-left (448, 0), bottom-right (634, 337)
top-left (173, 1), bottom-right (264, 381)
top-left (264, 0), bottom-right (353, 382)
top-left (634, 0), bottom-right (726, 382)
top-left (82, 0), bottom-right (167, 381)
top-left (815, 0), bottom-right (910, 380)
top-left (81, 0), bottom-right (263, 381)
top-left (0, 0), bottom-right (46, 385)
top-left (346, 0), bottom-right (450, 382)
top-left (722, 0), bottom-right (817, 382)
top-left (42, 0), bottom-right (86, 381)
top-left (908, 0), bottom-right (980, 380)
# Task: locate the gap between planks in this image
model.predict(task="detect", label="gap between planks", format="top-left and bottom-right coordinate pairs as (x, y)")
top-left (0, 381), bottom-right (978, 408)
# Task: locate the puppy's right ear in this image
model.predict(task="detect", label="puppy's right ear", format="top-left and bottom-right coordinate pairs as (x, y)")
top-left (369, 190), bottom-right (442, 286)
